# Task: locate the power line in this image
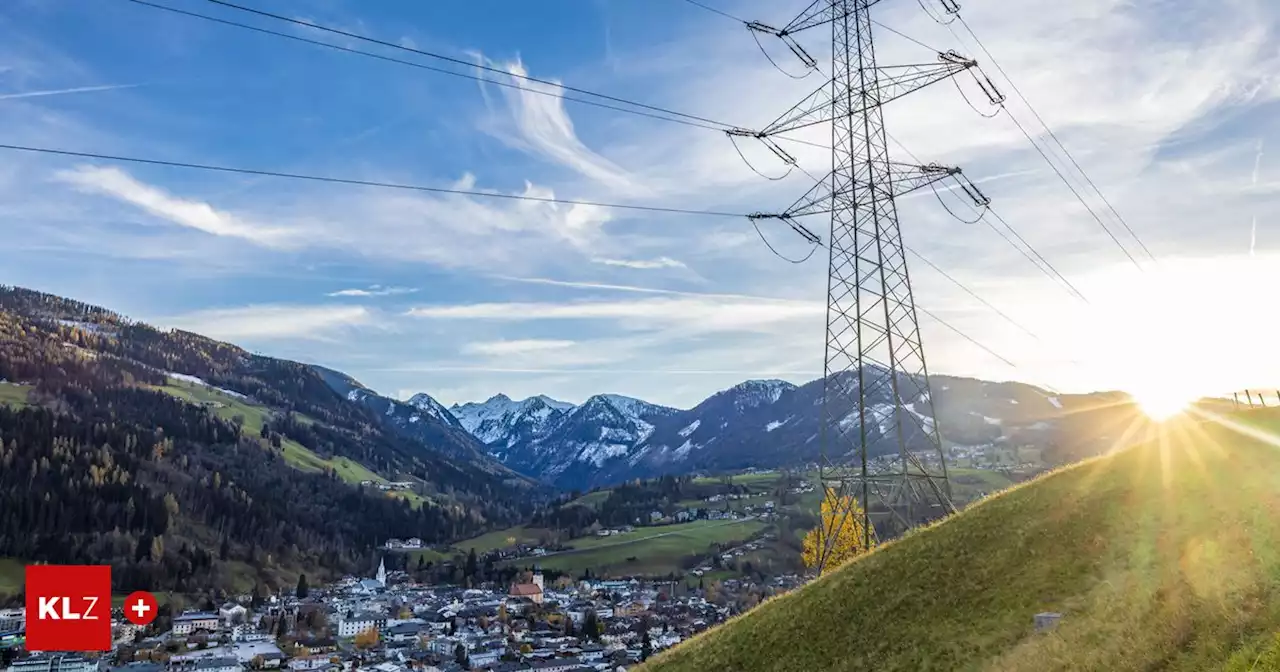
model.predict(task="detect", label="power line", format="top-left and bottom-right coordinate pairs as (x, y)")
top-left (199, 0), bottom-right (739, 130)
top-left (122, 0), bottom-right (731, 132)
top-left (124, 0), bottom-right (832, 154)
top-left (884, 131), bottom-right (1090, 303)
top-left (680, 0), bottom-right (746, 23)
top-left (1000, 106), bottom-right (1144, 270)
top-left (983, 210), bottom-right (1089, 303)
top-left (906, 247), bottom-right (1043, 342)
top-left (956, 14), bottom-right (1157, 263)
top-left (0, 143), bottom-right (749, 218)
top-left (917, 307), bottom-right (1018, 369)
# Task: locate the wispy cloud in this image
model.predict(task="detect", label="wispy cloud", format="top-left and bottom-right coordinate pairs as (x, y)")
top-left (591, 256), bottom-right (686, 269)
top-left (462, 339), bottom-right (577, 356)
top-left (327, 285), bottom-right (419, 298)
top-left (406, 295), bottom-right (823, 334)
top-left (475, 53), bottom-right (641, 195)
top-left (54, 165), bottom-right (297, 245)
top-left (0, 83), bottom-right (137, 100)
top-left (157, 304), bottom-right (373, 341)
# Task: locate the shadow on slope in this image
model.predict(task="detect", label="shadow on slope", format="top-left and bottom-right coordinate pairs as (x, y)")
top-left (643, 415), bottom-right (1280, 672)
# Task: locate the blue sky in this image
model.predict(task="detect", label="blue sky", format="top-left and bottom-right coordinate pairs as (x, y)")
top-left (1, 0), bottom-right (1278, 408)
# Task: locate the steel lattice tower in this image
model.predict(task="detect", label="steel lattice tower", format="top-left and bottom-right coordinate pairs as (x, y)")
top-left (743, 0), bottom-right (995, 568)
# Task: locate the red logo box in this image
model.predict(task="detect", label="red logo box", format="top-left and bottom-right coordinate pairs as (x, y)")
top-left (25, 565), bottom-right (112, 652)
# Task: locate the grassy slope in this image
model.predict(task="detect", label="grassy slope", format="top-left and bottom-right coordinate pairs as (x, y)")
top-left (505, 519), bottom-right (767, 576)
top-left (0, 382), bottom-right (31, 407)
top-left (644, 420), bottom-right (1280, 672)
top-left (153, 378), bottom-right (384, 485)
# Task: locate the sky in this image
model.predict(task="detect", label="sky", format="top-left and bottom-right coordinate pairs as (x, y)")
top-left (1, 0), bottom-right (1278, 409)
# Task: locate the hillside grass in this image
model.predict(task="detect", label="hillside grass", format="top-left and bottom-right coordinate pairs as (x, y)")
top-left (643, 416), bottom-right (1280, 672)
top-left (0, 382), bottom-right (32, 408)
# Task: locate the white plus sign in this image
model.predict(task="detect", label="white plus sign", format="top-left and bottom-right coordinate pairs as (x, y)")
top-left (131, 599), bottom-right (151, 619)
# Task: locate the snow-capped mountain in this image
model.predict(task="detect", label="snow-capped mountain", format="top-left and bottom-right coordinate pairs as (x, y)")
top-left (450, 394), bottom-right (572, 451)
top-left (339, 386), bottom-right (535, 483)
top-left (447, 373), bottom-right (1133, 490)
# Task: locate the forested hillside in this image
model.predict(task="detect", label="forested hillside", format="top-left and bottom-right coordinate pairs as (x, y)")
top-left (0, 286), bottom-right (536, 599)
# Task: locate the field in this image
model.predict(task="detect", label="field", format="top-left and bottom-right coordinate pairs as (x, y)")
top-left (643, 416), bottom-right (1280, 672)
top-left (0, 382), bottom-right (32, 408)
top-left (504, 519), bottom-right (768, 577)
top-left (454, 526), bottom-right (558, 554)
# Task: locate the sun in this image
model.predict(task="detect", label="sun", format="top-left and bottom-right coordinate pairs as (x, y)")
top-left (1134, 387), bottom-right (1194, 421)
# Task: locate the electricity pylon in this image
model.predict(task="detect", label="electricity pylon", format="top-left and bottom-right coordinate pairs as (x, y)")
top-left (741, 0), bottom-right (997, 570)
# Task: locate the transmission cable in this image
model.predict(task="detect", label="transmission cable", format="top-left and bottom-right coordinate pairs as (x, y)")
top-left (124, 0), bottom-right (833, 154)
top-left (999, 107), bottom-right (1143, 270)
top-left (728, 134), bottom-right (793, 181)
top-left (955, 15), bottom-right (1156, 263)
top-left (906, 248), bottom-right (1041, 342)
top-left (751, 218), bottom-right (819, 264)
top-left (0, 143), bottom-right (750, 218)
top-left (885, 131), bottom-right (1089, 303)
top-left (122, 0), bottom-right (735, 133)
top-left (749, 28), bottom-right (815, 80)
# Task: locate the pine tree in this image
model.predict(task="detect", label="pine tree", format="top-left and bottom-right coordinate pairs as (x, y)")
top-left (296, 573), bottom-right (309, 599)
top-left (641, 630), bottom-right (653, 661)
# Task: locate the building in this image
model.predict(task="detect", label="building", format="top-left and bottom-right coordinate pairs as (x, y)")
top-left (9, 655), bottom-right (96, 672)
top-left (172, 611), bottom-right (220, 635)
top-left (171, 657), bottom-right (243, 672)
top-left (0, 608), bottom-right (23, 634)
top-left (335, 612), bottom-right (385, 638)
top-left (509, 573), bottom-right (544, 604)
top-left (219, 603), bottom-right (248, 625)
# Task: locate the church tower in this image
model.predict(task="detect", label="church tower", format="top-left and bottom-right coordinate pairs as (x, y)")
top-left (376, 556), bottom-right (387, 586)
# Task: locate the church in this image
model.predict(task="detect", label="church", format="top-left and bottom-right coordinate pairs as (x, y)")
top-left (356, 557), bottom-right (387, 594)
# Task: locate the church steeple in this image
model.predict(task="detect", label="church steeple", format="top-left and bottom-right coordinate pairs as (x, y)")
top-left (376, 556), bottom-right (387, 586)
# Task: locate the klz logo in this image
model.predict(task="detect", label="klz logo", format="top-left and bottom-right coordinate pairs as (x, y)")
top-left (25, 565), bottom-right (112, 651)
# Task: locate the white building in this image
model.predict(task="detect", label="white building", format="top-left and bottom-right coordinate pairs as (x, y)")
top-left (336, 613), bottom-right (385, 638)
top-left (9, 655), bottom-right (95, 672)
top-left (171, 657), bottom-right (243, 672)
top-left (173, 611), bottom-right (220, 635)
top-left (0, 608), bottom-right (24, 633)
top-left (219, 603), bottom-right (248, 625)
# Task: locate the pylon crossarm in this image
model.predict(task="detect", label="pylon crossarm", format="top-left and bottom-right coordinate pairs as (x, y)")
top-left (759, 55), bottom-right (976, 137)
top-left (778, 0), bottom-right (889, 37)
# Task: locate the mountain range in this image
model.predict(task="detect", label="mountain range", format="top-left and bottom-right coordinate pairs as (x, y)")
top-left (437, 374), bottom-right (1146, 490)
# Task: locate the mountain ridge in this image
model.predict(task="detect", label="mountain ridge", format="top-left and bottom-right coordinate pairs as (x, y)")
top-left (430, 374), bottom-right (1147, 490)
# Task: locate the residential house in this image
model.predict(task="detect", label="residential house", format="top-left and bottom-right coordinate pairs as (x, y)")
top-left (385, 622), bottom-right (425, 643)
top-left (528, 658), bottom-right (585, 672)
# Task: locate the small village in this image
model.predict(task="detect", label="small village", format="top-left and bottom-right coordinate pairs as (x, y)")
top-left (3, 558), bottom-right (805, 672)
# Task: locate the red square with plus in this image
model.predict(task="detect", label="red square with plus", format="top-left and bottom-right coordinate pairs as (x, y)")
top-left (25, 565), bottom-right (113, 652)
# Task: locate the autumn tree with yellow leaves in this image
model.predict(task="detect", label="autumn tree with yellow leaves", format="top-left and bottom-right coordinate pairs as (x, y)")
top-left (802, 488), bottom-right (876, 575)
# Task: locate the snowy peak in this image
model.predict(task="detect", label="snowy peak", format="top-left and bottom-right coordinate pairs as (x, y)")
top-left (407, 392), bottom-right (463, 429)
top-left (452, 393), bottom-right (570, 446)
top-left (596, 394), bottom-right (679, 421)
top-left (718, 379), bottom-right (797, 410)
